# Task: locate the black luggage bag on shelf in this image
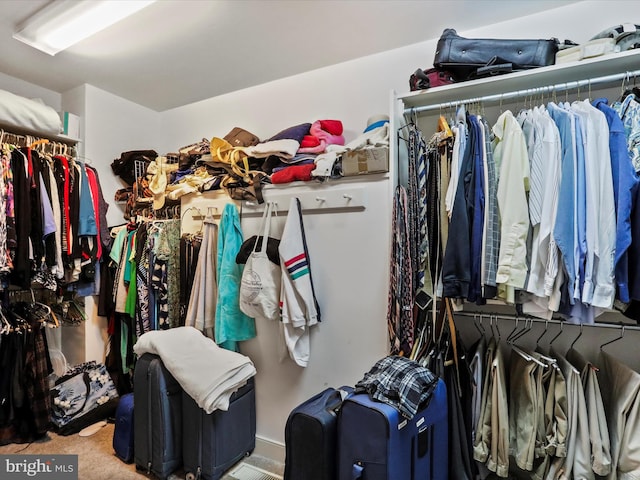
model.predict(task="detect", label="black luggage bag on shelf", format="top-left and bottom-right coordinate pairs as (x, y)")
top-left (181, 377), bottom-right (257, 480)
top-left (284, 386), bottom-right (353, 480)
top-left (133, 353), bottom-right (183, 480)
top-left (433, 28), bottom-right (559, 81)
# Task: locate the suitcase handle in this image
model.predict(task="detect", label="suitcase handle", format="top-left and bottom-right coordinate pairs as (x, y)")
top-left (352, 462), bottom-right (364, 479)
top-left (325, 391), bottom-right (343, 417)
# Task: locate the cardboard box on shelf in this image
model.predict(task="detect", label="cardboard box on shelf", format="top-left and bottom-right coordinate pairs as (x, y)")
top-left (341, 146), bottom-right (389, 176)
top-left (62, 111), bottom-right (80, 138)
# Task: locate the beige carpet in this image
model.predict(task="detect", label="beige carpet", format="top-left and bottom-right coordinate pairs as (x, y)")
top-left (0, 423), bottom-right (283, 480)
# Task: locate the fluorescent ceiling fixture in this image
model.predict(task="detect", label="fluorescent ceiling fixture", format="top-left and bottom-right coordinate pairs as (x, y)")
top-left (13, 0), bottom-right (156, 56)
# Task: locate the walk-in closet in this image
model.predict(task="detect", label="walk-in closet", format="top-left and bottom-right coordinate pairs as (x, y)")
top-left (0, 1), bottom-right (639, 480)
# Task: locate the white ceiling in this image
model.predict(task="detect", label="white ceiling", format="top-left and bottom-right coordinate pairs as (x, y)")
top-left (0, 0), bottom-right (579, 112)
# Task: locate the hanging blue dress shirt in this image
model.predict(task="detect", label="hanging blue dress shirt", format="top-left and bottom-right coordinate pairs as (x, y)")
top-left (547, 103), bottom-right (577, 305)
top-left (571, 108), bottom-right (587, 302)
top-left (594, 98), bottom-right (639, 303)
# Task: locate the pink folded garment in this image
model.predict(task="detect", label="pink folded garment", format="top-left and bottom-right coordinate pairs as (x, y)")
top-left (298, 120), bottom-right (345, 154)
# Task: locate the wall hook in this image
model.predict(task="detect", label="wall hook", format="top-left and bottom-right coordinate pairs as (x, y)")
top-left (316, 197), bottom-right (326, 203)
top-left (343, 194), bottom-right (352, 201)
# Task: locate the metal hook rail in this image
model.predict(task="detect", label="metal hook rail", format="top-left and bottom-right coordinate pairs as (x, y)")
top-left (452, 310), bottom-right (640, 333)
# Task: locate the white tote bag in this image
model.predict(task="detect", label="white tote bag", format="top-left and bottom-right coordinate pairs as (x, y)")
top-left (239, 202), bottom-right (281, 320)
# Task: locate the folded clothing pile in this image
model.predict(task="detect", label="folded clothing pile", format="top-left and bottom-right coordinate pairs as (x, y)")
top-left (133, 326), bottom-right (256, 413)
top-left (298, 120), bottom-right (345, 154)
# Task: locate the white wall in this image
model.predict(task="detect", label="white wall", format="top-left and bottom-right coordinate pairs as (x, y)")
top-left (83, 84), bottom-right (161, 228)
top-left (63, 84), bottom-right (162, 363)
top-left (157, 30), bottom-right (441, 450)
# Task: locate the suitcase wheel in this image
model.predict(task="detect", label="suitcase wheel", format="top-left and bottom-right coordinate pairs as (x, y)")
top-left (186, 467), bottom-right (202, 480)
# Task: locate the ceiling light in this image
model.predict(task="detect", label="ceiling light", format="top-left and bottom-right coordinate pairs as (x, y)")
top-left (13, 0), bottom-right (156, 56)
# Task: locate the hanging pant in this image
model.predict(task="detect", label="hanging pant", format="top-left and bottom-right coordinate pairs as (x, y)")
top-left (598, 351), bottom-right (640, 480)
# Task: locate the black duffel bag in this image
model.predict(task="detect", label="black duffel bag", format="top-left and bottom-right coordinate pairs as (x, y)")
top-left (433, 28), bottom-right (559, 82)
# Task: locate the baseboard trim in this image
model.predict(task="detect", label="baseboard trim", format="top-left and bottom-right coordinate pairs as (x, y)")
top-left (254, 435), bottom-right (285, 464)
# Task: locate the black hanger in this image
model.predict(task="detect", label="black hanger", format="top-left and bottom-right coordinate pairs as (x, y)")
top-left (510, 318), bottom-right (533, 344)
top-left (600, 326), bottom-right (626, 351)
top-left (549, 320), bottom-right (564, 348)
top-left (490, 314), bottom-right (500, 342)
top-left (506, 316), bottom-right (521, 344)
top-left (569, 323), bottom-right (583, 351)
top-left (535, 319), bottom-right (549, 347)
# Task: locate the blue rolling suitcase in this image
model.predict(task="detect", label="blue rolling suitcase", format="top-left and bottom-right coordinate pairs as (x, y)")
top-left (113, 393), bottom-right (135, 463)
top-left (134, 353), bottom-right (183, 480)
top-left (182, 377), bottom-right (256, 480)
top-left (337, 378), bottom-right (448, 480)
top-left (284, 386), bottom-right (353, 480)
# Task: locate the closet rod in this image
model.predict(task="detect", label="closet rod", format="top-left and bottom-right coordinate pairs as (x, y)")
top-left (404, 67), bottom-right (640, 115)
top-left (452, 311), bottom-right (640, 333)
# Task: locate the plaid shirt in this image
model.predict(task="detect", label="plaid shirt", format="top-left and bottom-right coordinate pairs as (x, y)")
top-left (355, 355), bottom-right (438, 419)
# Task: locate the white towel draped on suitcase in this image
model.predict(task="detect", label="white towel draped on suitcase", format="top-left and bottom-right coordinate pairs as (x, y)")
top-left (133, 326), bottom-right (256, 413)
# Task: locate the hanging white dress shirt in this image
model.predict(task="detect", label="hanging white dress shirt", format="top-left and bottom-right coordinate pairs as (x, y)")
top-left (493, 110), bottom-right (531, 290)
top-left (522, 107), bottom-right (563, 319)
top-left (571, 99), bottom-right (616, 310)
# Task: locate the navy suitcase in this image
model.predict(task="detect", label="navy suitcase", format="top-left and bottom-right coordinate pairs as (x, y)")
top-left (113, 393), bottom-right (135, 463)
top-left (337, 378), bottom-right (448, 480)
top-left (182, 377), bottom-right (256, 480)
top-left (284, 386), bottom-right (353, 480)
top-left (134, 353), bottom-right (183, 480)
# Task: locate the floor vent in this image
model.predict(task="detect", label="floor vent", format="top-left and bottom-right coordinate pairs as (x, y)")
top-left (228, 463), bottom-right (283, 480)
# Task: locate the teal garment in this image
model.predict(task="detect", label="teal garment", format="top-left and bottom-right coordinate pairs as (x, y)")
top-left (215, 203), bottom-right (256, 351)
top-left (77, 162), bottom-right (97, 236)
top-left (123, 231), bottom-right (135, 284)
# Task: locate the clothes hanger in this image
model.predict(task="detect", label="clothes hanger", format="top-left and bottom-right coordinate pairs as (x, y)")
top-left (490, 314), bottom-right (500, 342)
top-left (473, 313), bottom-right (485, 340)
top-left (568, 323), bottom-right (583, 351)
top-left (600, 326), bottom-right (626, 350)
top-left (29, 138), bottom-right (49, 150)
top-left (535, 319), bottom-right (549, 347)
top-left (0, 306), bottom-right (11, 334)
top-left (506, 316), bottom-right (522, 343)
top-left (437, 115), bottom-right (453, 138)
top-left (511, 343), bottom-right (547, 368)
top-left (548, 320), bottom-right (564, 348)
top-left (507, 317), bottom-right (547, 367)
top-left (397, 122), bottom-right (413, 143)
top-left (510, 317), bottom-right (533, 344)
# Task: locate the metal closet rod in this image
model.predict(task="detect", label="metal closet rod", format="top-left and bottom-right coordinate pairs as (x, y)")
top-left (452, 310), bottom-right (640, 332)
top-left (404, 67), bottom-right (640, 115)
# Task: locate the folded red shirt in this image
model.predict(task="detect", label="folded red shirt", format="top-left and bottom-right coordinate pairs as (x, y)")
top-left (300, 135), bottom-right (321, 148)
top-left (270, 163), bottom-right (315, 184)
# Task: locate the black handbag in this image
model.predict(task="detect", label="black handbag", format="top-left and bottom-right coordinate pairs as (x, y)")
top-left (433, 28), bottom-right (559, 81)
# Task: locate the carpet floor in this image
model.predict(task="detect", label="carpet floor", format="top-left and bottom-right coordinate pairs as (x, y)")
top-left (0, 423), bottom-right (284, 480)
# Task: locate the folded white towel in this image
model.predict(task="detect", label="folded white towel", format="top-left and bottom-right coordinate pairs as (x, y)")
top-left (134, 327), bottom-right (256, 413)
top-left (244, 139), bottom-right (300, 159)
